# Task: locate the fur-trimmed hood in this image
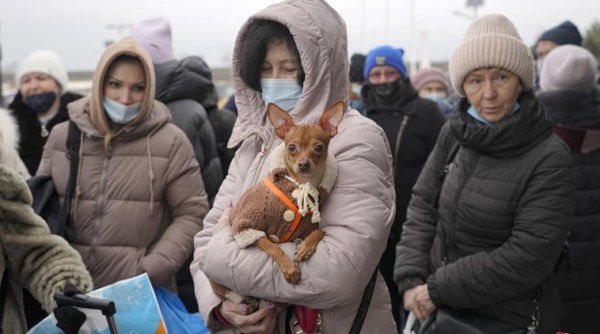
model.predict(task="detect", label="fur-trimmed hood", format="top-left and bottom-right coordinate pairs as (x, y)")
top-left (0, 108), bottom-right (29, 178)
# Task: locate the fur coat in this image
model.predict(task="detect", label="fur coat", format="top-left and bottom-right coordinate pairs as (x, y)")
top-left (0, 165), bottom-right (93, 332)
top-left (0, 108), bottom-right (29, 179)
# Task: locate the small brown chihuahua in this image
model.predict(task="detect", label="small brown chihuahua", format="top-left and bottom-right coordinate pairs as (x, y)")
top-left (210, 101), bottom-right (344, 312)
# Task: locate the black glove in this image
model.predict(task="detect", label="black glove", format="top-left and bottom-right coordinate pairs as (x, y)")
top-left (53, 284), bottom-right (86, 334)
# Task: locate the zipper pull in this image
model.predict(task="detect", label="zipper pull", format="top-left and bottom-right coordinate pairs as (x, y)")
top-left (41, 124), bottom-right (49, 137)
top-left (259, 143), bottom-right (269, 157)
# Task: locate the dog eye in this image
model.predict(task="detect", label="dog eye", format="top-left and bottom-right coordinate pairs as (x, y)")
top-left (314, 144), bottom-right (324, 153)
top-left (288, 144), bottom-right (297, 153)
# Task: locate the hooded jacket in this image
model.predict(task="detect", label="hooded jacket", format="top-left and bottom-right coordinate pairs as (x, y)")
top-left (37, 37), bottom-right (208, 289)
top-left (539, 86), bottom-right (600, 333)
top-left (190, 1), bottom-right (397, 333)
top-left (0, 165), bottom-right (93, 333)
top-left (9, 91), bottom-right (83, 175)
top-left (395, 92), bottom-right (575, 332)
top-left (154, 56), bottom-right (223, 205)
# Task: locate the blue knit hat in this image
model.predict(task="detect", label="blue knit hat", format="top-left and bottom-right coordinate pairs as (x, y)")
top-left (364, 45), bottom-right (408, 80)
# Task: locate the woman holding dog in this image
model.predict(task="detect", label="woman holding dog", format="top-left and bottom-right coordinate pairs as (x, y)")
top-left (191, 0), bottom-right (397, 333)
top-left (394, 14), bottom-right (575, 333)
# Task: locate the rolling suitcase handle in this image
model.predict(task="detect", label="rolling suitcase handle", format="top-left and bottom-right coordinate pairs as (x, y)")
top-left (54, 289), bottom-right (119, 334)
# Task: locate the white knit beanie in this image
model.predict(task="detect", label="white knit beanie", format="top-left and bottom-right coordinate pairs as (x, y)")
top-left (449, 14), bottom-right (534, 95)
top-left (15, 50), bottom-right (69, 90)
top-left (540, 45), bottom-right (598, 92)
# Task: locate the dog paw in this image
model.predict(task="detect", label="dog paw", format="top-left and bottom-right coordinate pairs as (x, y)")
top-left (294, 243), bottom-right (316, 262)
top-left (282, 264), bottom-right (301, 284)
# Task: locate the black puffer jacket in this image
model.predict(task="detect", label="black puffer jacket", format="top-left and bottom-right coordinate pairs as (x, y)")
top-left (154, 57), bottom-right (223, 205)
top-left (540, 86), bottom-right (600, 334)
top-left (365, 79), bottom-right (446, 331)
top-left (8, 91), bottom-right (83, 175)
top-left (395, 91), bottom-right (575, 332)
top-left (365, 79), bottom-right (446, 241)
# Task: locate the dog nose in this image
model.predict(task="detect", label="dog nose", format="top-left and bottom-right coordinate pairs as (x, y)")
top-left (298, 161), bottom-right (310, 172)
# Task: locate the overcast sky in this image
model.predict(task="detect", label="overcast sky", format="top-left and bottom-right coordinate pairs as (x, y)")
top-left (1, 0), bottom-right (600, 73)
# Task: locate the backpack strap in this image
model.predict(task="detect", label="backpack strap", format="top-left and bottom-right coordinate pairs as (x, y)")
top-left (58, 121), bottom-right (82, 237)
top-left (0, 269), bottom-right (9, 333)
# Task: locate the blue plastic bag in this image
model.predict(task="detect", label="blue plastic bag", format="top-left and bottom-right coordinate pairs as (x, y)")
top-left (154, 287), bottom-right (209, 334)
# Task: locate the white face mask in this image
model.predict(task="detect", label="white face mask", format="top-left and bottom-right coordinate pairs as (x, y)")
top-left (260, 78), bottom-right (302, 112)
top-left (103, 96), bottom-right (141, 124)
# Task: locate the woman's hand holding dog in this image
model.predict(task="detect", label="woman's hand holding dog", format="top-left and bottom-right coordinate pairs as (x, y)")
top-left (219, 300), bottom-right (278, 333)
top-left (213, 207), bottom-right (232, 235)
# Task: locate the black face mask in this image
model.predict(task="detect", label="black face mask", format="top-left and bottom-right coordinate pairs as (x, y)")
top-left (370, 79), bottom-right (403, 106)
top-left (23, 92), bottom-right (58, 114)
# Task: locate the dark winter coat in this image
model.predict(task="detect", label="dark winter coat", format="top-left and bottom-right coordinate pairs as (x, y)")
top-left (154, 57), bottom-right (223, 205)
top-left (365, 80), bottom-right (446, 241)
top-left (395, 91), bottom-right (575, 332)
top-left (539, 86), bottom-right (600, 334)
top-left (8, 91), bottom-right (83, 175)
top-left (365, 79), bottom-right (445, 331)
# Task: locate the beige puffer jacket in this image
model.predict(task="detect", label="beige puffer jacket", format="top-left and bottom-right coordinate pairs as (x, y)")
top-left (37, 37), bottom-right (208, 289)
top-left (191, 1), bottom-right (398, 333)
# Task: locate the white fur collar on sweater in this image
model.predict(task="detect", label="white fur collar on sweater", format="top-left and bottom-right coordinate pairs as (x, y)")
top-left (268, 142), bottom-right (338, 193)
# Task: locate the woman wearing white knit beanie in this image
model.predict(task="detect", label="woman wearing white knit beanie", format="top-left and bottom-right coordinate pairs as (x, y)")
top-left (8, 50), bottom-right (84, 175)
top-left (395, 14), bottom-right (574, 333)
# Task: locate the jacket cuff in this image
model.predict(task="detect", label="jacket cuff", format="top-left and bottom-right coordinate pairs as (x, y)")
top-left (396, 277), bottom-right (425, 296)
top-left (426, 275), bottom-right (442, 307)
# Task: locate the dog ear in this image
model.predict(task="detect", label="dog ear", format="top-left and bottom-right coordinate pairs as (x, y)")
top-left (267, 103), bottom-right (295, 139)
top-left (319, 101), bottom-right (345, 138)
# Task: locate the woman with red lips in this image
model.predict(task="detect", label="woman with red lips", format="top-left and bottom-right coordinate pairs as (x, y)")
top-left (394, 14), bottom-right (575, 333)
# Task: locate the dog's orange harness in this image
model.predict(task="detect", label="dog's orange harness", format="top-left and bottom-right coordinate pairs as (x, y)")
top-left (263, 176), bottom-right (301, 243)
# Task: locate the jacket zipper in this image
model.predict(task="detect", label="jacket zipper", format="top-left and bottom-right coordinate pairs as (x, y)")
top-left (447, 153), bottom-right (480, 261)
top-left (249, 136), bottom-right (274, 186)
top-left (89, 145), bottom-right (112, 271)
top-left (393, 115), bottom-right (410, 178)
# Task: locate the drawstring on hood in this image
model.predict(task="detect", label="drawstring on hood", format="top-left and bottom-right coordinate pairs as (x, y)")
top-left (146, 126), bottom-right (162, 215)
top-left (73, 131), bottom-right (84, 223)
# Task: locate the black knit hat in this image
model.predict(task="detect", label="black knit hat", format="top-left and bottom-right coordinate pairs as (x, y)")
top-left (349, 53), bottom-right (366, 83)
top-left (539, 20), bottom-right (582, 46)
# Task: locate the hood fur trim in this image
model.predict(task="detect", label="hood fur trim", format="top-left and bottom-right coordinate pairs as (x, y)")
top-left (0, 108), bottom-right (19, 152)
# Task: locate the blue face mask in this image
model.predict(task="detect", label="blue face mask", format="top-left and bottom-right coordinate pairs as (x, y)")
top-left (467, 102), bottom-right (521, 125)
top-left (103, 97), bottom-right (141, 124)
top-left (260, 78), bottom-right (302, 112)
top-left (24, 91), bottom-right (58, 114)
top-left (423, 92), bottom-right (448, 111)
top-left (351, 83), bottom-right (362, 96)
